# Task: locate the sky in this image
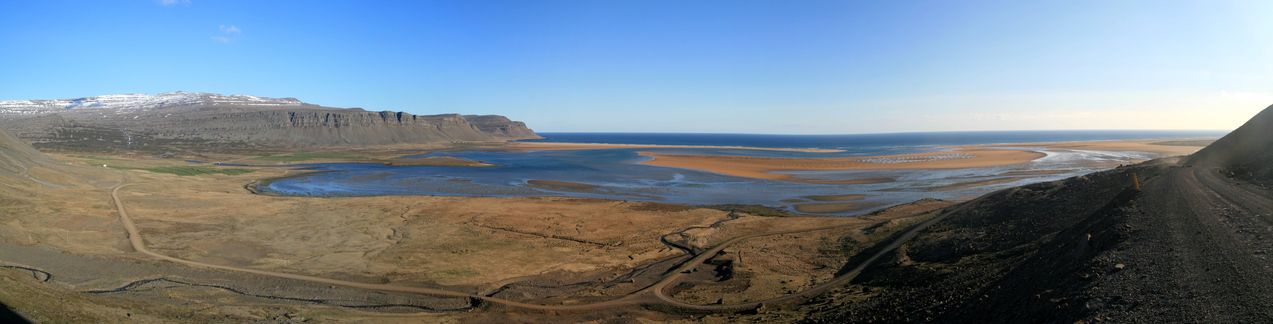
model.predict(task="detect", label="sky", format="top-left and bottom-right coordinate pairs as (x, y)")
top-left (2, 0), bottom-right (1271, 134)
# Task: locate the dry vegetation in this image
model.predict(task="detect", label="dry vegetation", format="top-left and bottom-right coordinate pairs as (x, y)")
top-left (0, 150), bottom-right (944, 322)
top-left (0, 138), bottom-right (1214, 322)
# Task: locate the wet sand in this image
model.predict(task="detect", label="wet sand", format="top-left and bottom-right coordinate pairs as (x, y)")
top-left (509, 142), bottom-right (844, 153)
top-left (795, 177), bottom-right (897, 185)
top-left (526, 179), bottom-right (603, 192)
top-left (638, 147), bottom-right (1045, 183)
top-left (804, 194), bottom-right (867, 202)
top-left (382, 156), bottom-right (494, 167)
top-left (987, 139), bottom-right (1207, 156)
top-left (896, 177), bottom-right (1023, 192)
top-left (637, 140), bottom-right (1210, 184)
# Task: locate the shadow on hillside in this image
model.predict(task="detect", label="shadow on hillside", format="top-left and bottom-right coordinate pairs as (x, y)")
top-left (0, 302), bottom-right (30, 324)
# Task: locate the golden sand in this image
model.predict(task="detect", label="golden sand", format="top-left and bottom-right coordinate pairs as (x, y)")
top-left (638, 148), bottom-right (1045, 183)
top-left (987, 139), bottom-right (1206, 156)
top-left (508, 142), bottom-right (843, 153)
top-left (636, 140), bottom-right (1210, 183)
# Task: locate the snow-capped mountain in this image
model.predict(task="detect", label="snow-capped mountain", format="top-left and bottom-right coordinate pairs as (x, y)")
top-left (0, 92), bottom-right (304, 116)
top-left (0, 91), bottom-right (538, 149)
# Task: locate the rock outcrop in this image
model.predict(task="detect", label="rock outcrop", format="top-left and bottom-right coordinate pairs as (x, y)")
top-left (464, 115), bottom-right (539, 139)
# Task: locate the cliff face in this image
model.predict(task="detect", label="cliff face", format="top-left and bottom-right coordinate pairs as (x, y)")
top-left (127, 108), bottom-right (537, 146)
top-left (464, 115), bottom-right (542, 139)
top-left (0, 93), bottom-right (538, 151)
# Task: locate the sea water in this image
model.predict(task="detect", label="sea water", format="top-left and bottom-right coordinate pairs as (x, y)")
top-left (262, 130), bottom-right (1223, 215)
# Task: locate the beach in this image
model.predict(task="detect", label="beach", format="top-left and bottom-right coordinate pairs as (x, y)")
top-left (636, 140), bottom-right (1209, 183)
top-left (637, 147), bottom-right (1044, 183)
top-left (986, 139), bottom-right (1209, 156)
top-left (508, 141), bottom-right (844, 153)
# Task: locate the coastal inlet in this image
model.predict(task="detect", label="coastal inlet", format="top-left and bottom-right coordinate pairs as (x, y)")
top-left (259, 141), bottom-right (1187, 215)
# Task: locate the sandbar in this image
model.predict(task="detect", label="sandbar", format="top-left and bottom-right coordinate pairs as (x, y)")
top-left (638, 147), bottom-right (1044, 183)
top-left (804, 194), bottom-right (867, 202)
top-left (638, 140), bottom-right (1212, 183)
top-left (526, 179), bottom-right (603, 192)
top-left (987, 139), bottom-right (1208, 157)
top-left (508, 142), bottom-right (844, 153)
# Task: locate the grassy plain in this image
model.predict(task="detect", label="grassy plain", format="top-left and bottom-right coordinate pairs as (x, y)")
top-left (0, 148), bottom-right (942, 322)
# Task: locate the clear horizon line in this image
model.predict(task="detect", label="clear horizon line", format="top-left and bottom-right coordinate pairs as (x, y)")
top-left (532, 129), bottom-right (1232, 136)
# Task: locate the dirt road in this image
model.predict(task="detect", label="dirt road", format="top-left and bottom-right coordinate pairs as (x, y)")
top-left (111, 179), bottom-right (647, 312)
top-left (108, 173), bottom-right (942, 314)
top-left (1129, 166), bottom-right (1273, 321)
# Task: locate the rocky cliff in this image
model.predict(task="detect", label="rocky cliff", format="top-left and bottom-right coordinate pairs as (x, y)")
top-left (464, 115), bottom-right (540, 139)
top-left (0, 92), bottom-right (539, 151)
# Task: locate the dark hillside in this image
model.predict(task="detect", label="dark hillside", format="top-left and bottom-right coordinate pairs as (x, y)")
top-left (1189, 104), bottom-right (1273, 182)
top-left (807, 104), bottom-right (1273, 323)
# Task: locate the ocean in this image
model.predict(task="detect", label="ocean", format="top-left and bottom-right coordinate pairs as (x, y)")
top-left (528, 130), bottom-right (1225, 154)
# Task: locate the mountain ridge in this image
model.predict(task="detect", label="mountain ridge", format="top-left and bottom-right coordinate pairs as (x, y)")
top-left (0, 92), bottom-right (307, 115)
top-left (0, 92), bottom-right (539, 151)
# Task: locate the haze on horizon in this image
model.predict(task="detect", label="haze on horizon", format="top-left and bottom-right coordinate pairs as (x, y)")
top-left (2, 0), bottom-right (1270, 134)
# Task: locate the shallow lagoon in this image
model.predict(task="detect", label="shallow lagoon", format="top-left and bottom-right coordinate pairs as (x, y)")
top-left (261, 146), bottom-right (1127, 215)
top-left (262, 131), bottom-right (1221, 215)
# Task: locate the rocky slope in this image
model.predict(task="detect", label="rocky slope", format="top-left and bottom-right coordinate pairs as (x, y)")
top-left (0, 128), bottom-right (46, 177)
top-left (1188, 104), bottom-right (1273, 181)
top-left (803, 104), bottom-right (1273, 323)
top-left (0, 92), bottom-right (539, 151)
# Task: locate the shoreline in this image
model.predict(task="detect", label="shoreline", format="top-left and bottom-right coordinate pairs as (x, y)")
top-left (508, 136), bottom-right (1215, 154)
top-left (633, 139), bottom-right (1210, 183)
top-left (637, 147), bottom-right (1048, 183)
top-left (506, 141), bottom-right (845, 153)
top-left (983, 139), bottom-right (1208, 157)
top-left (239, 138), bottom-right (1213, 215)
top-left (242, 138), bottom-right (1212, 199)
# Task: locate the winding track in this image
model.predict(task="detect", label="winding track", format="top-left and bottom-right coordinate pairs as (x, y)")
top-left (108, 174), bottom-right (950, 313)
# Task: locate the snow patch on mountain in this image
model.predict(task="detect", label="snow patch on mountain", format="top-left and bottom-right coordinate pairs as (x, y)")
top-left (0, 92), bottom-right (304, 115)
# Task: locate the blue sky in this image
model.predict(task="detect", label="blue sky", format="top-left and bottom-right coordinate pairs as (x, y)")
top-left (2, 0), bottom-right (1271, 133)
